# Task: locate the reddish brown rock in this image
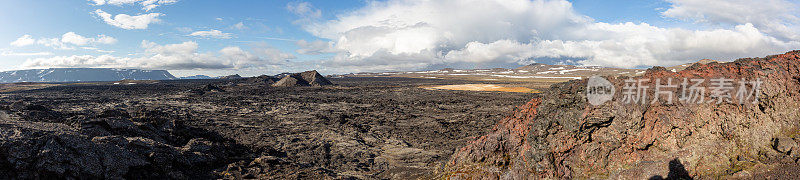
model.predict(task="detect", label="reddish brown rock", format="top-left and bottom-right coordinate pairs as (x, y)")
top-left (442, 50), bottom-right (800, 179)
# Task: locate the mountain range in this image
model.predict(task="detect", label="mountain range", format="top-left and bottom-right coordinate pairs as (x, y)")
top-left (0, 68), bottom-right (176, 83)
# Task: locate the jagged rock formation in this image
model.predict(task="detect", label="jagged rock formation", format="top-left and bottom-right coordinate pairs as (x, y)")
top-left (442, 51), bottom-right (800, 179)
top-left (0, 68), bottom-right (175, 83)
top-left (272, 70), bottom-right (332, 87)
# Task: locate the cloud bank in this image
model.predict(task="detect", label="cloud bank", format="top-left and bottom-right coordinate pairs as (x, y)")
top-left (299, 0), bottom-right (800, 72)
top-left (663, 0), bottom-right (799, 41)
top-left (22, 41), bottom-right (294, 70)
top-left (9, 32), bottom-right (117, 50)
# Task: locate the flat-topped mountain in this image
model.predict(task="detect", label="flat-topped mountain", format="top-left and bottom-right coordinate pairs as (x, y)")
top-left (0, 68), bottom-right (176, 83)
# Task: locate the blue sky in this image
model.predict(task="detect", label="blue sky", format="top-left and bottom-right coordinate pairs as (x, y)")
top-left (1, 0), bottom-right (798, 77)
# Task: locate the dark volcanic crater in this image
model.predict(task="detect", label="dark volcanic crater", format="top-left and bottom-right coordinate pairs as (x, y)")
top-left (0, 77), bottom-right (533, 179)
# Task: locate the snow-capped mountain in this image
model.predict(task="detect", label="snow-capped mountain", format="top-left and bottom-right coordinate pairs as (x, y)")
top-left (0, 68), bottom-right (176, 83)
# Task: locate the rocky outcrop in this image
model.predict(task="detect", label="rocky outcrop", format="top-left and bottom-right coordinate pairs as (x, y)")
top-left (272, 70), bottom-right (332, 87)
top-left (300, 70), bottom-right (333, 86)
top-left (442, 51), bottom-right (800, 179)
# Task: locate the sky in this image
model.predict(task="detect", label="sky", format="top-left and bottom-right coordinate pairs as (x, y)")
top-left (1, 0), bottom-right (799, 77)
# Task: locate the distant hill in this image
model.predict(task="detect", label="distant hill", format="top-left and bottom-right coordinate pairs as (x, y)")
top-left (667, 59), bottom-right (720, 72)
top-left (179, 75), bottom-right (216, 80)
top-left (0, 68), bottom-right (176, 83)
top-left (218, 74), bottom-right (243, 79)
top-left (272, 70), bottom-right (333, 87)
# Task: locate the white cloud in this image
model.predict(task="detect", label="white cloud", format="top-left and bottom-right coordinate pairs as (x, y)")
top-left (232, 22), bottom-right (246, 30)
top-left (10, 35), bottom-right (35, 47)
top-left (89, 0), bottom-right (106, 5)
top-left (12, 32), bottom-right (117, 50)
top-left (253, 47), bottom-right (296, 64)
top-left (61, 32), bottom-right (93, 46)
top-left (61, 32), bottom-right (117, 46)
top-left (141, 0), bottom-right (178, 11)
top-left (90, 0), bottom-right (178, 11)
top-left (287, 2), bottom-right (321, 19)
top-left (444, 39), bottom-right (536, 64)
top-left (295, 40), bottom-right (334, 55)
top-left (22, 55), bottom-right (127, 69)
top-left (662, 0), bottom-right (800, 41)
top-left (189, 29), bottom-right (233, 39)
top-left (36, 38), bottom-right (73, 50)
top-left (95, 35), bottom-right (118, 44)
top-left (22, 41), bottom-right (294, 70)
top-left (81, 47), bottom-right (115, 53)
top-left (287, 2), bottom-right (322, 25)
top-left (299, 0), bottom-right (800, 72)
top-left (94, 9), bottom-right (162, 29)
top-left (1, 50), bottom-right (53, 56)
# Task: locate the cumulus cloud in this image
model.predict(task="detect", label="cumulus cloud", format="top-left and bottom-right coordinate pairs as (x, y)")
top-left (662, 0), bottom-right (800, 41)
top-left (12, 32), bottom-right (117, 50)
top-left (94, 9), bottom-right (162, 29)
top-left (298, 0), bottom-right (800, 72)
top-left (61, 32), bottom-right (118, 46)
top-left (36, 38), bottom-right (73, 50)
top-left (253, 47), bottom-right (296, 64)
top-left (188, 29), bottom-right (232, 39)
top-left (90, 0), bottom-right (178, 11)
top-left (22, 41), bottom-right (294, 70)
top-left (10, 35), bottom-right (35, 47)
